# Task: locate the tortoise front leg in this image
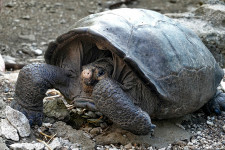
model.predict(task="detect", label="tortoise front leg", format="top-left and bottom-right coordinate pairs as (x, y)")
top-left (11, 64), bottom-right (71, 126)
top-left (92, 78), bottom-right (155, 135)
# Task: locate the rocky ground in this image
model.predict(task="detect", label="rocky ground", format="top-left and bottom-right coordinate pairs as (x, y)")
top-left (0, 0), bottom-right (225, 149)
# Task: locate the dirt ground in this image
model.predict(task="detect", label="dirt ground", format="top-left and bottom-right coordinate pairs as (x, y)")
top-left (0, 0), bottom-right (205, 66)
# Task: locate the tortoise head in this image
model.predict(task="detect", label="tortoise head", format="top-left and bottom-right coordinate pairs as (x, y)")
top-left (81, 58), bottom-right (113, 94)
top-left (81, 66), bottom-right (108, 86)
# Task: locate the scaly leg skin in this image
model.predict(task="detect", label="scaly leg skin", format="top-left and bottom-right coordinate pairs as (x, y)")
top-left (11, 64), bottom-right (71, 126)
top-left (203, 90), bottom-right (225, 115)
top-left (92, 78), bottom-right (155, 135)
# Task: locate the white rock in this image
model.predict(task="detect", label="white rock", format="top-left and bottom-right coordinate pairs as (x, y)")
top-left (5, 106), bottom-right (31, 137)
top-left (0, 54), bottom-right (5, 72)
top-left (49, 137), bottom-right (61, 149)
top-left (3, 72), bottom-right (19, 83)
top-left (197, 131), bottom-right (201, 135)
top-left (10, 142), bottom-right (45, 150)
top-left (32, 49), bottom-right (43, 56)
top-left (18, 34), bottom-right (36, 41)
top-left (124, 143), bottom-right (132, 149)
top-left (206, 120), bottom-right (214, 126)
top-left (2, 55), bottom-right (16, 64)
top-left (0, 119), bottom-right (19, 141)
top-left (223, 125), bottom-right (225, 132)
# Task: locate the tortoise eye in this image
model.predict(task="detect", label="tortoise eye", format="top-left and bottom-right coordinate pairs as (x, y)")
top-left (98, 70), bottom-right (105, 77)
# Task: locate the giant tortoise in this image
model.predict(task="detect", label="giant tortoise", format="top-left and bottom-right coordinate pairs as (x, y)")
top-left (11, 8), bottom-right (225, 135)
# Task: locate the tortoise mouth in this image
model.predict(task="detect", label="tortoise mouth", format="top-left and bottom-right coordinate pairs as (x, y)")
top-left (83, 78), bottom-right (97, 86)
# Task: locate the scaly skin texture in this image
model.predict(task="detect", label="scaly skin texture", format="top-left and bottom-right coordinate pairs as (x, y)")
top-left (204, 90), bottom-right (225, 115)
top-left (11, 63), bottom-right (71, 126)
top-left (92, 78), bottom-right (155, 135)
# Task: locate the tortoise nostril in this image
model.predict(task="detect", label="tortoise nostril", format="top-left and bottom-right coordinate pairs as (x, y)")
top-left (82, 69), bottom-right (92, 79)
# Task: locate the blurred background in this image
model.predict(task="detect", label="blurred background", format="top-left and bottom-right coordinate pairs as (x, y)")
top-left (0, 0), bottom-right (225, 70)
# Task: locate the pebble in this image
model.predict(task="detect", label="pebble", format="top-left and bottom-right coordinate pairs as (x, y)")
top-left (5, 106), bottom-right (31, 137)
top-left (3, 55), bottom-right (16, 64)
top-left (40, 41), bottom-right (47, 46)
top-left (5, 2), bottom-right (16, 7)
top-left (223, 125), bottom-right (225, 132)
top-left (32, 48), bottom-right (43, 56)
top-left (18, 34), bottom-right (36, 41)
top-left (196, 131), bottom-right (201, 135)
top-left (21, 15), bottom-right (31, 20)
top-left (85, 111), bottom-right (97, 118)
top-left (100, 122), bottom-right (108, 129)
top-left (49, 137), bottom-right (61, 149)
top-left (90, 127), bottom-right (101, 135)
top-left (124, 143), bottom-right (132, 149)
top-left (10, 142), bottom-right (45, 150)
top-left (206, 120), bottom-right (214, 126)
top-left (0, 119), bottom-right (19, 141)
top-left (0, 54), bottom-right (5, 72)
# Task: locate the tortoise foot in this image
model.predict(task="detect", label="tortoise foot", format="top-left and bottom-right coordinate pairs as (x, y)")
top-left (11, 100), bottom-right (43, 126)
top-left (92, 78), bottom-right (155, 135)
top-left (11, 63), bottom-right (71, 126)
top-left (204, 90), bottom-right (225, 115)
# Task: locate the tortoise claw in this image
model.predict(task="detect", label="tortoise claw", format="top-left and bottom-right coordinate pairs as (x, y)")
top-left (72, 98), bottom-right (98, 111)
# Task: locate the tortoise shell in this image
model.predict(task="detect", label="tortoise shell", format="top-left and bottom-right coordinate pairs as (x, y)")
top-left (45, 8), bottom-right (223, 118)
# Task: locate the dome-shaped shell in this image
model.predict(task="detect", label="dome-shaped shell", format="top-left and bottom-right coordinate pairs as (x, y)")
top-left (45, 8), bottom-right (223, 111)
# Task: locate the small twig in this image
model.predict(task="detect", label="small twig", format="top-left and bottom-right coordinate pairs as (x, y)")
top-left (110, 144), bottom-right (117, 148)
top-left (39, 131), bottom-right (52, 138)
top-left (47, 133), bottom-right (57, 144)
top-left (176, 123), bottom-right (185, 130)
top-left (87, 116), bottom-right (103, 123)
top-left (37, 138), bottom-right (53, 150)
top-left (44, 95), bottom-right (61, 100)
top-left (38, 128), bottom-right (52, 138)
top-left (66, 104), bottom-right (74, 110)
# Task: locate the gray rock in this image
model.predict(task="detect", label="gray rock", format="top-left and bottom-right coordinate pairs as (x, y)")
top-left (0, 119), bottom-right (19, 141)
top-left (206, 120), bottom-right (214, 126)
top-left (5, 106), bottom-right (30, 137)
top-left (194, 4), bottom-right (225, 27)
top-left (84, 111), bottom-right (97, 118)
top-left (49, 137), bottom-right (81, 149)
top-left (0, 43), bottom-right (9, 52)
top-left (43, 98), bottom-right (70, 121)
top-left (49, 137), bottom-right (61, 149)
top-left (21, 15), bottom-right (31, 20)
top-left (18, 34), bottom-right (36, 41)
top-left (0, 54), bottom-right (5, 72)
top-left (32, 49), bottom-right (43, 56)
top-left (5, 2), bottom-right (16, 8)
top-left (52, 121), bottom-right (95, 150)
top-left (10, 142), bottom-right (45, 150)
top-left (0, 99), bottom-right (6, 118)
top-left (3, 72), bottom-right (19, 83)
top-left (2, 55), bottom-right (16, 64)
top-left (0, 137), bottom-right (9, 150)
